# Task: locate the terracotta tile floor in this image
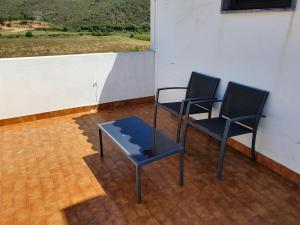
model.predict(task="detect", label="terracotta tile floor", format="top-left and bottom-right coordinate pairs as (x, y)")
top-left (0, 102), bottom-right (299, 225)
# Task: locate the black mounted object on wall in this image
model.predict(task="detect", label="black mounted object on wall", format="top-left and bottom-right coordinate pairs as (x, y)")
top-left (221, 0), bottom-right (297, 13)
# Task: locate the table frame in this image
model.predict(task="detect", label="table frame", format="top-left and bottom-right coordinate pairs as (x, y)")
top-left (98, 124), bottom-right (184, 203)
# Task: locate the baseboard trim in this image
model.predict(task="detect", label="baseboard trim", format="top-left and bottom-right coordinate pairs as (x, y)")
top-left (0, 96), bottom-right (155, 127)
top-left (227, 138), bottom-right (300, 186)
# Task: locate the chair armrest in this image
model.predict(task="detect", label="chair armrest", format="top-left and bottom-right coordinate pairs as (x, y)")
top-left (185, 98), bottom-right (222, 117)
top-left (221, 114), bottom-right (266, 137)
top-left (228, 114), bottom-right (266, 123)
top-left (157, 87), bottom-right (187, 91)
top-left (187, 98), bottom-right (220, 105)
top-left (183, 97), bottom-right (218, 103)
top-left (156, 87), bottom-right (187, 103)
top-left (176, 97), bottom-right (218, 116)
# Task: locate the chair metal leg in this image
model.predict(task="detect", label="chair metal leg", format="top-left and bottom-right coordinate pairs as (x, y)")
top-left (182, 123), bottom-right (189, 151)
top-left (136, 166), bottom-right (142, 203)
top-left (216, 121), bottom-right (231, 179)
top-left (153, 103), bottom-right (158, 129)
top-left (179, 152), bottom-right (184, 185)
top-left (176, 102), bottom-right (185, 143)
top-left (176, 114), bottom-right (182, 143)
top-left (216, 137), bottom-right (227, 179)
top-left (99, 129), bottom-right (103, 158)
top-left (251, 131), bottom-right (257, 161)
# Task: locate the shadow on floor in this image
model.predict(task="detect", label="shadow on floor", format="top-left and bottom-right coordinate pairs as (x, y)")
top-left (66, 104), bottom-right (300, 225)
top-left (72, 102), bottom-right (155, 152)
top-left (63, 196), bottom-right (107, 225)
top-left (62, 152), bottom-right (142, 225)
top-left (82, 153), bottom-right (136, 199)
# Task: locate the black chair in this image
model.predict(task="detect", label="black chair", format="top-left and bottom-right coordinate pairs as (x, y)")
top-left (182, 81), bottom-right (269, 179)
top-left (154, 72), bottom-right (220, 143)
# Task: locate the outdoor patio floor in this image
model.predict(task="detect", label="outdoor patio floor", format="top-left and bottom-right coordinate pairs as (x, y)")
top-left (0, 102), bottom-right (299, 225)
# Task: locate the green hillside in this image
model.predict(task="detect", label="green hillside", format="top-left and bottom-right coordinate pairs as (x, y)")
top-left (0, 0), bottom-right (150, 31)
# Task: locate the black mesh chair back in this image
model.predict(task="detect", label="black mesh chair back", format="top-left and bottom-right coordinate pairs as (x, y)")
top-left (220, 82), bottom-right (269, 129)
top-left (186, 72), bottom-right (220, 110)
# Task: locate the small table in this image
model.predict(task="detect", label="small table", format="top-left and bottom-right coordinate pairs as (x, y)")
top-left (98, 116), bottom-right (184, 203)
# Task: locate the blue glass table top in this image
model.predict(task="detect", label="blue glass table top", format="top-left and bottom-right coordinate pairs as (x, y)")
top-left (98, 116), bottom-right (184, 166)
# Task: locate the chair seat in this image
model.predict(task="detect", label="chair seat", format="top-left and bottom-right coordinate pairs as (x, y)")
top-left (189, 117), bottom-right (253, 139)
top-left (159, 101), bottom-right (208, 115)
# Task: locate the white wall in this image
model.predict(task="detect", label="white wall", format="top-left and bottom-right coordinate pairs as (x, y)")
top-left (0, 51), bottom-right (155, 119)
top-left (154, 0), bottom-right (300, 173)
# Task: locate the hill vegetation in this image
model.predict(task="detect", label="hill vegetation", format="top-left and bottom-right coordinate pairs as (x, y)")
top-left (0, 0), bottom-right (150, 32)
top-left (0, 0), bottom-right (150, 58)
top-left (0, 35), bottom-right (150, 58)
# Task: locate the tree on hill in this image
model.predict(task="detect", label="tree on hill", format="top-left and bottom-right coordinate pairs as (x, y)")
top-left (0, 17), bottom-right (5, 25)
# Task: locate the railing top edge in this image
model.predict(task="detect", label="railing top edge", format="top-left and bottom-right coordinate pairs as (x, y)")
top-left (0, 50), bottom-right (155, 61)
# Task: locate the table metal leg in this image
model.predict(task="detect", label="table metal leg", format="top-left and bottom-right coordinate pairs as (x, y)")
top-left (136, 166), bottom-right (142, 203)
top-left (179, 152), bottom-right (184, 186)
top-left (99, 129), bottom-right (103, 158)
